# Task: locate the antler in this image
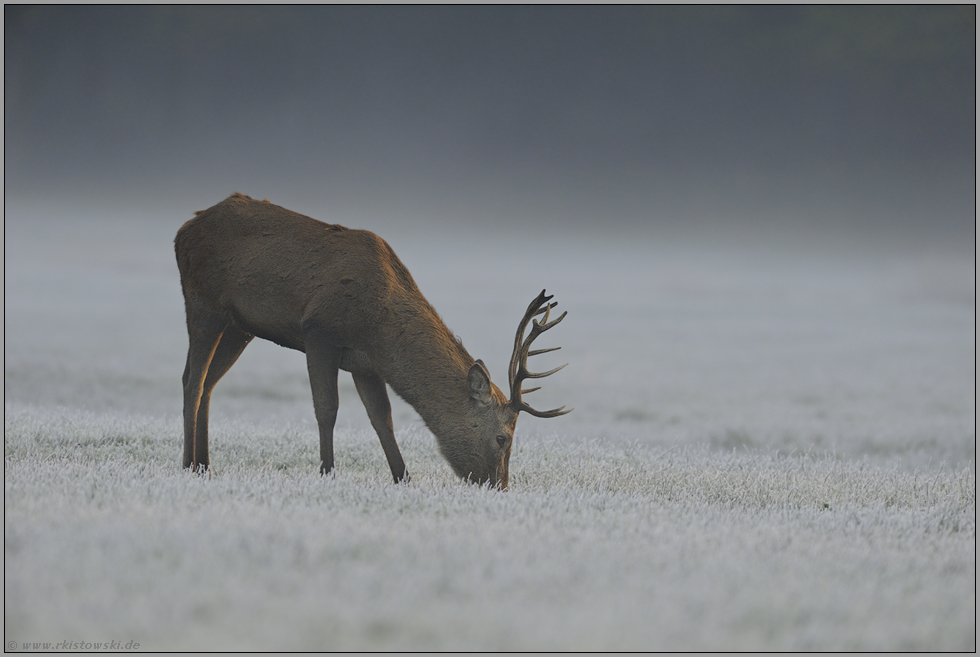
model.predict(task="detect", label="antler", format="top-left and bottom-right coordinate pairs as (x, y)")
top-left (508, 290), bottom-right (572, 418)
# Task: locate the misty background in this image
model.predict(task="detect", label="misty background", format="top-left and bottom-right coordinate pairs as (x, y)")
top-left (3, 6), bottom-right (976, 456)
top-left (5, 5), bottom-right (976, 247)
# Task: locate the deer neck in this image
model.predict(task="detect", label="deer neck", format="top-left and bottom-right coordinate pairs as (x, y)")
top-left (371, 302), bottom-right (477, 449)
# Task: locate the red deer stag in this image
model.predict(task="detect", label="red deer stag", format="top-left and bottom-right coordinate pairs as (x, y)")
top-left (175, 193), bottom-right (570, 488)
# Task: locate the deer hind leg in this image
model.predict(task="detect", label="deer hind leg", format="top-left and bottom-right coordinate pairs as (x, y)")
top-left (191, 325), bottom-right (253, 470)
top-left (352, 371), bottom-right (409, 483)
top-left (304, 335), bottom-right (342, 475)
top-left (182, 316), bottom-right (226, 471)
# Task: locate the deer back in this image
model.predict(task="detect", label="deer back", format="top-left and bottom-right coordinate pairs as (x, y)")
top-left (176, 193), bottom-right (428, 356)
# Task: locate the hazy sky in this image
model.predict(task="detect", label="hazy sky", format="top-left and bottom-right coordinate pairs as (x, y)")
top-left (4, 6), bottom-right (976, 242)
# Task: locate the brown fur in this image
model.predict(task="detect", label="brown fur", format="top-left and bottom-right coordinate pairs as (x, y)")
top-left (176, 193), bottom-right (519, 486)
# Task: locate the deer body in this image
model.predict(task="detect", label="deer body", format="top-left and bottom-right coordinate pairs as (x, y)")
top-left (176, 193), bottom-right (568, 487)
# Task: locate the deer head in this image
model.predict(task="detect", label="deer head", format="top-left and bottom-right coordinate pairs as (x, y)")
top-left (452, 290), bottom-right (571, 489)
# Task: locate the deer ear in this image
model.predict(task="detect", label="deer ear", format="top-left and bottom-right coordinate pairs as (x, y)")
top-left (467, 360), bottom-right (492, 404)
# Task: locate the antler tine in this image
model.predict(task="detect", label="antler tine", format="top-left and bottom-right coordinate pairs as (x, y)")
top-left (531, 302), bottom-right (552, 319)
top-left (514, 401), bottom-right (574, 419)
top-left (508, 290), bottom-right (572, 418)
top-left (522, 362), bottom-right (568, 379)
top-left (537, 301), bottom-right (554, 326)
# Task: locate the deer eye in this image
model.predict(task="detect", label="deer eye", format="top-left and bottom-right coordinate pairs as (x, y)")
top-left (496, 435), bottom-right (508, 448)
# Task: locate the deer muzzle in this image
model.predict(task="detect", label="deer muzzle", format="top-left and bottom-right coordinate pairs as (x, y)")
top-left (495, 448), bottom-right (511, 490)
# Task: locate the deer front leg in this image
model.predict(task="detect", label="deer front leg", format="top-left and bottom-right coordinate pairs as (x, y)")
top-left (305, 336), bottom-right (341, 475)
top-left (352, 371), bottom-right (409, 483)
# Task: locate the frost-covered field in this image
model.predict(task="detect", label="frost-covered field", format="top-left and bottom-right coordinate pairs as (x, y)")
top-left (4, 200), bottom-right (976, 650)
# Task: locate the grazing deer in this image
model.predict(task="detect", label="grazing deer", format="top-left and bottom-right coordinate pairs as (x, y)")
top-left (175, 193), bottom-right (570, 488)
